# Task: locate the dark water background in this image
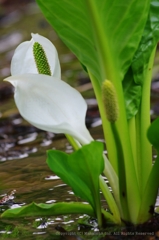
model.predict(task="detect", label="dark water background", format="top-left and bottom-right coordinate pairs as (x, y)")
top-left (0, 1), bottom-right (159, 239)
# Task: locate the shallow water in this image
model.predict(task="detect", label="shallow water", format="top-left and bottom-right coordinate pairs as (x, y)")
top-left (0, 1), bottom-right (159, 240)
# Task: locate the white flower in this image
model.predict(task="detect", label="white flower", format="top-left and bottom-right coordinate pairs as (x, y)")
top-left (4, 34), bottom-right (93, 144)
top-left (11, 33), bottom-right (61, 79)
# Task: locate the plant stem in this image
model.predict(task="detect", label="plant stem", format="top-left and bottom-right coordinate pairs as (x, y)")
top-left (135, 112), bottom-right (142, 192)
top-left (95, 194), bottom-right (103, 228)
top-left (135, 46), bottom-right (156, 195)
top-left (99, 175), bottom-right (121, 224)
top-left (138, 154), bottom-right (159, 223)
top-left (102, 154), bottom-right (122, 216)
top-left (128, 116), bottom-right (139, 186)
top-left (65, 134), bottom-right (81, 150)
top-left (88, 53), bottom-right (141, 224)
top-left (86, 0), bottom-right (141, 223)
top-left (88, 71), bottom-right (118, 174)
top-left (101, 209), bottom-right (122, 224)
top-left (110, 124), bottom-right (130, 221)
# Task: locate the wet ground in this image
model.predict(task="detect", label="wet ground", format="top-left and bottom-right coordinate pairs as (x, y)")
top-left (0, 1), bottom-right (159, 239)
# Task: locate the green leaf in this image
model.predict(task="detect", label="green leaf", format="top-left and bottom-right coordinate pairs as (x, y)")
top-left (122, 68), bottom-right (141, 119)
top-left (122, 0), bottom-right (159, 119)
top-left (1, 201), bottom-right (119, 224)
top-left (36, 0), bottom-right (150, 85)
top-left (124, 0), bottom-right (159, 118)
top-left (131, 0), bottom-right (159, 85)
top-left (1, 202), bottom-right (95, 218)
top-left (47, 141), bottom-right (104, 212)
top-left (147, 117), bottom-right (159, 151)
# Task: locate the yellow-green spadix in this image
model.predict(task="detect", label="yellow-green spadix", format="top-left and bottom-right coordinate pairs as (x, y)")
top-left (33, 41), bottom-right (52, 76)
top-left (102, 80), bottom-right (119, 122)
top-left (4, 33), bottom-right (93, 145)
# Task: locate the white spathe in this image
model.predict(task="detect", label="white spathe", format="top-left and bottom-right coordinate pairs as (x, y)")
top-left (11, 33), bottom-right (61, 79)
top-left (5, 33), bottom-right (93, 145)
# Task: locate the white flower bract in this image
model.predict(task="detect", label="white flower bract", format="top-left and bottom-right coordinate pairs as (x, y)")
top-left (5, 34), bottom-right (93, 144)
top-left (11, 33), bottom-right (61, 79)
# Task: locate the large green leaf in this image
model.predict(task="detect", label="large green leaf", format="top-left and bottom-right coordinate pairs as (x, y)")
top-left (131, 0), bottom-right (159, 85)
top-left (1, 202), bottom-right (94, 218)
top-left (122, 0), bottom-right (159, 119)
top-left (36, 0), bottom-right (150, 85)
top-left (47, 141), bottom-right (104, 213)
top-left (1, 201), bottom-right (118, 223)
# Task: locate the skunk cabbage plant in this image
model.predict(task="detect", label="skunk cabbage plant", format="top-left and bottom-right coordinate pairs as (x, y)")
top-left (2, 0), bottom-right (159, 229)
